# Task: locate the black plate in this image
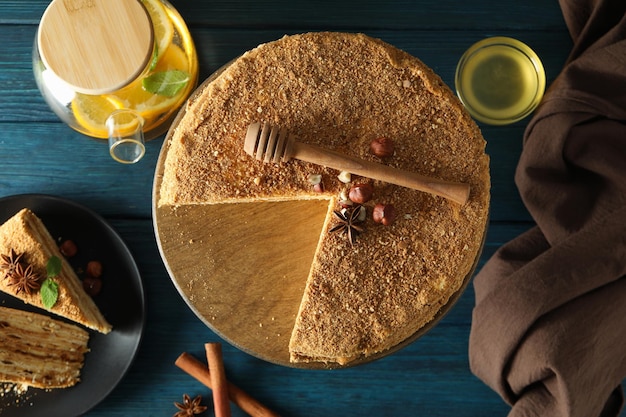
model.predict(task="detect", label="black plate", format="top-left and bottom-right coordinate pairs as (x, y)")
top-left (0, 194), bottom-right (145, 417)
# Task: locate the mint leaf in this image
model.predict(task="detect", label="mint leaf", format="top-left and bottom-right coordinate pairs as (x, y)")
top-left (41, 278), bottom-right (59, 309)
top-left (47, 256), bottom-right (62, 278)
top-left (142, 70), bottom-right (189, 97)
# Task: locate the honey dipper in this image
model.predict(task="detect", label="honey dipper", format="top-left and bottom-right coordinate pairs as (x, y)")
top-left (244, 122), bottom-right (470, 205)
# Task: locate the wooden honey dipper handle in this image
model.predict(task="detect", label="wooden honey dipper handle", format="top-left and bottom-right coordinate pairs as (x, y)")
top-left (244, 122), bottom-right (470, 205)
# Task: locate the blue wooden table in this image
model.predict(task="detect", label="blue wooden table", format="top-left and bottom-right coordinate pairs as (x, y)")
top-left (1, 1), bottom-right (623, 416)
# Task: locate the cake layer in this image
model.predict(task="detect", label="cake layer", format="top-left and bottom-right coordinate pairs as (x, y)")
top-left (0, 306), bottom-right (90, 389)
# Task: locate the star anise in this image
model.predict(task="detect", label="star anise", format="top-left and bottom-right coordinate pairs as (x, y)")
top-left (174, 394), bottom-right (208, 417)
top-left (0, 249), bottom-right (24, 280)
top-left (329, 205), bottom-right (366, 246)
top-left (7, 262), bottom-right (42, 296)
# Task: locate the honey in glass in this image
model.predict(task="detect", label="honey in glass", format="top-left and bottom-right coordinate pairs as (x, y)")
top-left (455, 37), bottom-right (545, 125)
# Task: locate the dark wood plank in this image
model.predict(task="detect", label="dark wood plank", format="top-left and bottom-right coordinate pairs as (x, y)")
top-left (1, 0), bottom-right (567, 31)
top-left (0, 122), bottom-right (161, 219)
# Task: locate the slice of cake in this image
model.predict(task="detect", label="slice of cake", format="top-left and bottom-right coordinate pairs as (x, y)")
top-left (157, 32), bottom-right (490, 364)
top-left (0, 306), bottom-right (90, 389)
top-left (0, 208), bottom-right (112, 334)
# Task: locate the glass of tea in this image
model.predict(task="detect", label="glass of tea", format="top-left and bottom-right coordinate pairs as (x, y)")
top-left (455, 37), bottom-right (545, 125)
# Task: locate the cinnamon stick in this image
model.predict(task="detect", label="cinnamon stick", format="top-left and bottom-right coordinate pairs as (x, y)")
top-left (205, 343), bottom-right (231, 417)
top-left (175, 352), bottom-right (281, 417)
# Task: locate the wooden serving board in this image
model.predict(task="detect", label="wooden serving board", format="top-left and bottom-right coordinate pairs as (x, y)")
top-left (152, 76), bottom-right (482, 369)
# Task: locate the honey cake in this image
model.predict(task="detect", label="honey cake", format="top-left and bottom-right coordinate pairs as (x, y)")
top-left (0, 208), bottom-right (112, 334)
top-left (0, 306), bottom-right (90, 389)
top-left (158, 32), bottom-right (490, 364)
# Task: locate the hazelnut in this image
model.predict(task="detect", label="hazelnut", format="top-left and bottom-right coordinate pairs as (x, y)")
top-left (83, 277), bottom-right (102, 296)
top-left (372, 203), bottom-right (397, 226)
top-left (348, 183), bottom-right (374, 204)
top-left (370, 136), bottom-right (395, 158)
top-left (59, 240), bottom-right (78, 258)
top-left (86, 261), bottom-right (103, 278)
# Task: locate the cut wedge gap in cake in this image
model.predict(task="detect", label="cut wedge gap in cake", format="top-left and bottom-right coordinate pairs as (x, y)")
top-left (154, 198), bottom-right (332, 364)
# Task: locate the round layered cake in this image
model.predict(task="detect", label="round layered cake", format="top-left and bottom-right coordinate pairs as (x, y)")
top-left (155, 32), bottom-right (490, 366)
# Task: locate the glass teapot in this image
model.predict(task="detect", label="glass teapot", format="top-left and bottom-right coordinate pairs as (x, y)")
top-left (33, 0), bottom-right (198, 163)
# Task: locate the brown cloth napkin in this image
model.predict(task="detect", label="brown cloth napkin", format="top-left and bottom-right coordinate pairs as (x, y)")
top-left (468, 0), bottom-right (626, 416)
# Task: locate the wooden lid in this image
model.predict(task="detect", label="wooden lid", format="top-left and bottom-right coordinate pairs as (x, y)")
top-left (38, 0), bottom-right (154, 95)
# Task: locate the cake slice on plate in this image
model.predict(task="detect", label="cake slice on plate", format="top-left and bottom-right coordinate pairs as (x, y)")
top-left (0, 208), bottom-right (112, 334)
top-left (0, 306), bottom-right (90, 389)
